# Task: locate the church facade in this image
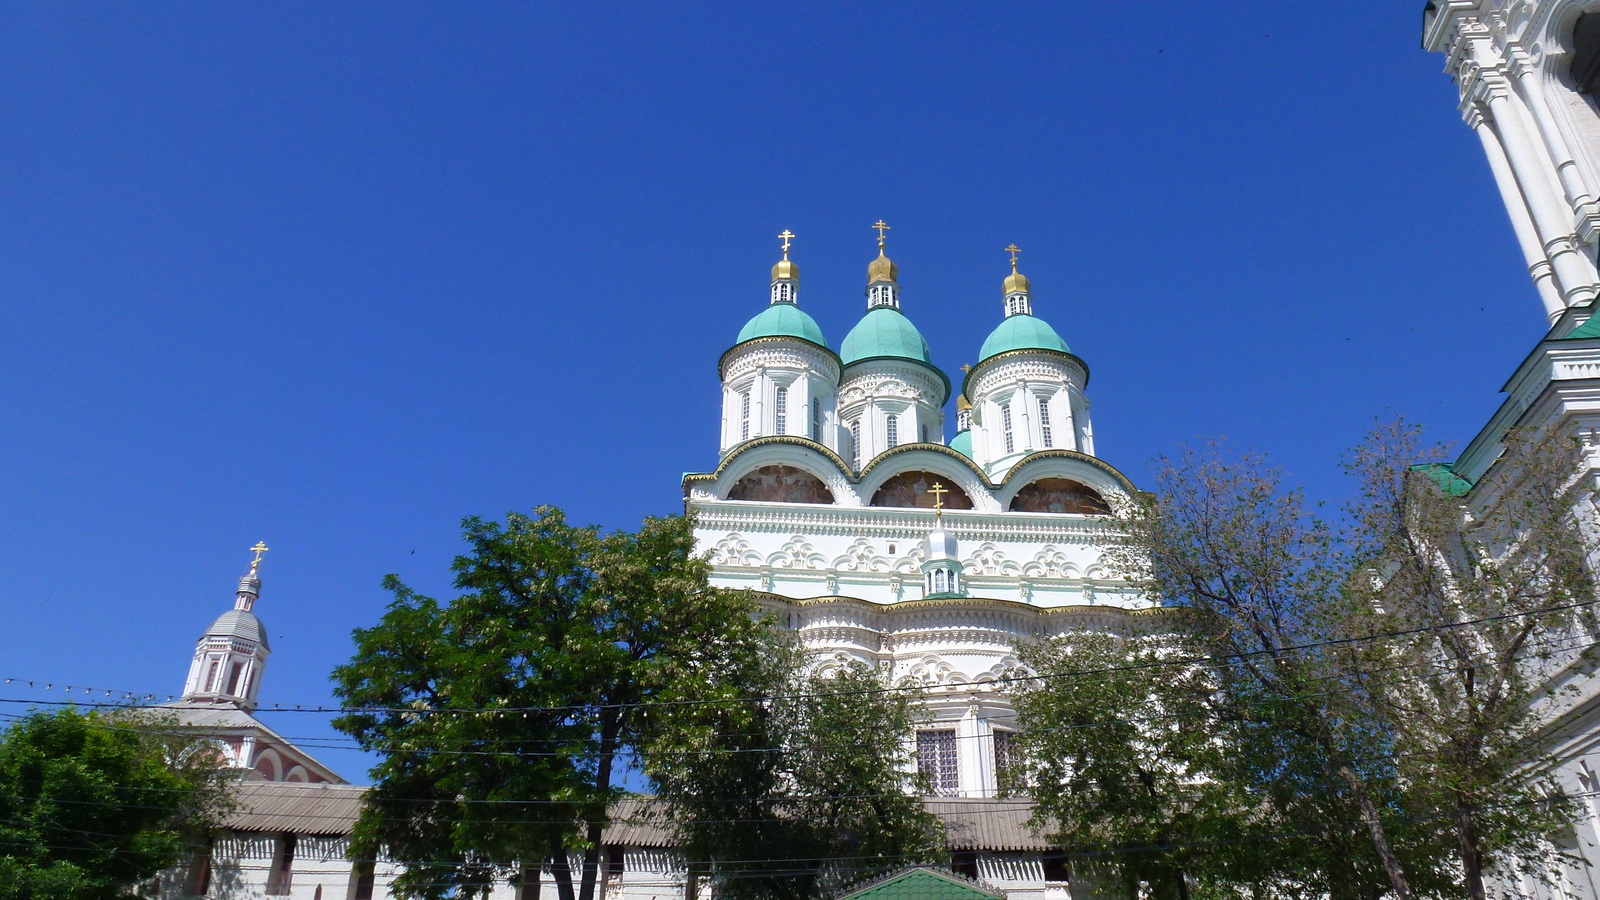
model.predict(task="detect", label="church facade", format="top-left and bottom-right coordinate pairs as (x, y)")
top-left (1425, 1), bottom-right (1600, 896)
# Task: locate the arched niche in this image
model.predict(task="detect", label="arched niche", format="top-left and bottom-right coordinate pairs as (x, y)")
top-left (870, 471), bottom-right (974, 510)
top-left (1008, 477), bottom-right (1110, 515)
top-left (1574, 13), bottom-right (1600, 96)
top-left (726, 465), bottom-right (834, 504)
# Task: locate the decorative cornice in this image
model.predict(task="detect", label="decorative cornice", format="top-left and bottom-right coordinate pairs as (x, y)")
top-left (841, 355), bottom-right (953, 405)
top-left (692, 500), bottom-right (1119, 543)
top-left (964, 347), bottom-right (1090, 399)
top-left (684, 436), bottom-right (856, 486)
top-left (856, 441), bottom-right (993, 483)
top-left (718, 335), bottom-right (841, 382)
top-left (1003, 450), bottom-right (1139, 495)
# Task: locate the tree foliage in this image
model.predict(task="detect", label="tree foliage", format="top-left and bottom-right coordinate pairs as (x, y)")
top-left (0, 707), bottom-right (231, 900)
top-left (1013, 422), bottom-right (1596, 899)
top-left (332, 508), bottom-right (787, 900)
top-left (644, 649), bottom-right (943, 900)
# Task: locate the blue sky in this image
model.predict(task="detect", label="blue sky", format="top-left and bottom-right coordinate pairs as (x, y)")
top-left (0, 4), bottom-right (1541, 780)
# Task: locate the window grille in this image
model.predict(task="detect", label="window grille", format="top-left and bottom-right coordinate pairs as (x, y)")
top-left (740, 392), bottom-right (750, 442)
top-left (811, 397), bottom-right (821, 441)
top-left (886, 415), bottom-right (898, 449)
top-left (850, 420), bottom-right (862, 469)
top-left (775, 387), bottom-right (788, 435)
top-left (917, 730), bottom-right (960, 796)
top-left (993, 730), bottom-right (1016, 774)
top-left (1002, 403), bottom-right (1015, 454)
top-left (1038, 398), bottom-right (1053, 448)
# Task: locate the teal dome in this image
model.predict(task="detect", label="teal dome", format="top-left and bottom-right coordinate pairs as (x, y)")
top-left (736, 303), bottom-right (827, 349)
top-left (840, 307), bottom-right (932, 365)
top-left (978, 314), bottom-right (1069, 362)
top-left (949, 430), bottom-right (973, 460)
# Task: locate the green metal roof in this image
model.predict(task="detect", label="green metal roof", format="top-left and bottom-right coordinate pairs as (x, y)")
top-left (1565, 307), bottom-right (1600, 340)
top-left (949, 429), bottom-right (973, 460)
top-left (978, 314), bottom-right (1069, 362)
top-left (840, 869), bottom-right (1002, 900)
top-left (736, 303), bottom-right (828, 348)
top-left (841, 307), bottom-right (933, 365)
top-left (1411, 462), bottom-right (1473, 497)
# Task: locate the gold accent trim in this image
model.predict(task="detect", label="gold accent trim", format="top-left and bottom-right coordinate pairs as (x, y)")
top-left (961, 346), bottom-right (1090, 397)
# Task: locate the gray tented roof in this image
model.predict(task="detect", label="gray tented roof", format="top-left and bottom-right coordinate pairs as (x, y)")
top-left (203, 608), bottom-right (268, 649)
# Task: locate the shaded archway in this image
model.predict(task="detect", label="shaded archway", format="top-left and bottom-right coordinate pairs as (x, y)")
top-left (726, 465), bottom-right (834, 504)
top-left (870, 471), bottom-right (974, 510)
top-left (1008, 478), bottom-right (1109, 515)
top-left (1575, 13), bottom-right (1600, 95)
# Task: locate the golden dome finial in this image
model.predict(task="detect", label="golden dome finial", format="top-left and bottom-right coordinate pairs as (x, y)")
top-left (1002, 243), bottom-right (1031, 296)
top-left (867, 219), bottom-right (898, 285)
top-left (771, 229), bottom-right (799, 284)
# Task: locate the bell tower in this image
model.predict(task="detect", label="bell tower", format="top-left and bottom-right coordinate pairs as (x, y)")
top-left (181, 542), bottom-right (272, 711)
top-left (1424, 1), bottom-right (1600, 322)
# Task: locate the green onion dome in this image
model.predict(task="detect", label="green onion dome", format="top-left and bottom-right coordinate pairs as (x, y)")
top-left (736, 303), bottom-right (828, 349)
top-left (840, 307), bottom-right (932, 365)
top-left (949, 429), bottom-right (973, 460)
top-left (977, 314), bottom-right (1069, 362)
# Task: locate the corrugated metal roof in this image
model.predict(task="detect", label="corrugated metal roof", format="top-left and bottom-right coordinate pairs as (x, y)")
top-left (223, 781), bottom-right (366, 835)
top-left (218, 784), bottom-right (1053, 852)
top-left (840, 868), bottom-right (1003, 900)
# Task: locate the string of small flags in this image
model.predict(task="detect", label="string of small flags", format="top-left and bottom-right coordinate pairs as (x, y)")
top-left (2, 677), bottom-right (171, 703)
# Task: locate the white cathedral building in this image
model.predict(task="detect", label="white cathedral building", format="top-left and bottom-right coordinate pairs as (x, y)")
top-left (684, 225), bottom-right (1153, 800)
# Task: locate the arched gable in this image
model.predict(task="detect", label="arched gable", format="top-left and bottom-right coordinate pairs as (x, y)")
top-left (996, 451), bottom-right (1137, 511)
top-left (856, 447), bottom-right (997, 512)
top-left (689, 438), bottom-right (857, 504)
top-left (870, 471), bottom-right (975, 510)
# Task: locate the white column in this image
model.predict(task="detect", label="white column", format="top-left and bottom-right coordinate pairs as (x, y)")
top-left (753, 369), bottom-right (767, 438)
top-left (1470, 104), bottom-right (1567, 320)
top-left (1513, 63), bottom-right (1597, 217)
top-left (1017, 381), bottom-right (1034, 454)
top-left (1472, 37), bottom-right (1599, 307)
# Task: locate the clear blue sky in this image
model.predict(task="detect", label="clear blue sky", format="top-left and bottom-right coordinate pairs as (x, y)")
top-left (0, 4), bottom-right (1539, 780)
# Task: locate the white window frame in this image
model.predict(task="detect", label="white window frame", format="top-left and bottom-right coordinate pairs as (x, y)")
top-left (740, 392), bottom-right (751, 442)
top-left (774, 386), bottom-right (788, 436)
top-left (886, 414), bottom-right (898, 449)
top-left (1038, 396), bottom-right (1053, 449)
top-left (850, 419), bottom-right (862, 469)
top-left (917, 729), bottom-right (960, 797)
top-left (1001, 403), bottom-right (1015, 454)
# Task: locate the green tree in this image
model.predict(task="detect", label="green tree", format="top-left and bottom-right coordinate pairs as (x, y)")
top-left (0, 707), bottom-right (231, 900)
top-left (644, 648), bottom-right (942, 900)
top-left (1337, 421), bottom-right (1595, 900)
top-left (332, 508), bottom-right (777, 900)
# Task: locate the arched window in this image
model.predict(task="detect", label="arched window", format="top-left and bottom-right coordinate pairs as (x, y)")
top-left (774, 387), bottom-right (788, 435)
top-left (740, 392), bottom-right (751, 442)
top-left (1001, 403), bottom-right (1015, 454)
top-left (850, 420), bottom-right (862, 469)
top-left (1574, 13), bottom-right (1600, 95)
top-left (886, 414), bottom-right (898, 449)
top-left (811, 397), bottom-right (822, 441)
top-left (1038, 397), bottom-right (1054, 449)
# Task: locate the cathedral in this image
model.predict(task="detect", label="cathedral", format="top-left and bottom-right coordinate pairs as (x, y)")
top-left (141, 2), bottom-right (1600, 897)
top-left (683, 224), bottom-right (1151, 801)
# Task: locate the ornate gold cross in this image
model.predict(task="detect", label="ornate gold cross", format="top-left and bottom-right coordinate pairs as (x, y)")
top-left (927, 482), bottom-right (948, 513)
top-left (1006, 243), bottom-right (1021, 272)
top-left (778, 229), bottom-right (795, 258)
top-left (872, 219), bottom-right (891, 250)
top-left (960, 364), bottom-right (972, 373)
top-left (250, 542), bottom-right (269, 566)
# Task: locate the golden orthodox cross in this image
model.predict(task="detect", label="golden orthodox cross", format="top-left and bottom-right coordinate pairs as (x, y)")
top-left (1005, 243), bottom-right (1021, 272)
top-left (778, 229), bottom-right (795, 259)
top-left (250, 541), bottom-right (270, 566)
top-left (960, 364), bottom-right (971, 373)
top-left (927, 482), bottom-right (948, 514)
top-left (872, 219), bottom-right (891, 250)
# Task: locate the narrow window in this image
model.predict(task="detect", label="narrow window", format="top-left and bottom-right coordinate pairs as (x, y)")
top-left (266, 833), bottom-right (296, 895)
top-left (917, 730), bottom-right (960, 797)
top-left (850, 420), bottom-right (862, 469)
top-left (205, 659), bottom-right (221, 692)
top-left (351, 860), bottom-right (377, 900)
top-left (225, 662), bottom-right (243, 695)
top-left (740, 392), bottom-right (750, 442)
top-left (774, 387), bottom-right (788, 435)
top-left (993, 730), bottom-right (1015, 774)
top-left (885, 415), bottom-right (898, 449)
top-left (920, 424), bottom-right (929, 443)
top-left (1001, 403), bottom-right (1015, 454)
top-left (1575, 13), bottom-right (1600, 95)
top-left (811, 397), bottom-right (821, 441)
top-left (1038, 398), bottom-right (1053, 449)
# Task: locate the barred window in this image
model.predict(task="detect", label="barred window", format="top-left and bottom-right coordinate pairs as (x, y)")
top-left (993, 729), bottom-right (1016, 774)
top-left (775, 387), bottom-right (788, 435)
top-left (811, 397), bottom-right (822, 441)
top-left (886, 414), bottom-right (898, 449)
top-left (917, 730), bottom-right (960, 797)
top-left (1038, 398), bottom-right (1053, 449)
top-left (850, 420), bottom-right (862, 470)
top-left (1001, 403), bottom-right (1015, 454)
top-left (740, 392), bottom-right (750, 442)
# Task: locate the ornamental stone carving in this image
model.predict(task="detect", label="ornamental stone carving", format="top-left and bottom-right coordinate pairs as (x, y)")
top-left (709, 534), bottom-right (761, 567)
top-left (767, 535), bottom-right (827, 569)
